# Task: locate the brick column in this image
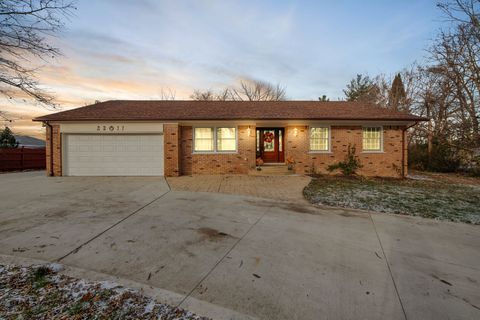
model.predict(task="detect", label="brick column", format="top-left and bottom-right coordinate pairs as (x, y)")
top-left (285, 126), bottom-right (310, 174)
top-left (46, 124), bottom-right (62, 176)
top-left (180, 126), bottom-right (193, 175)
top-left (163, 124), bottom-right (181, 176)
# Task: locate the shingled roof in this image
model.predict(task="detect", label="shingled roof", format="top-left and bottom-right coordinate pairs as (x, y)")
top-left (33, 100), bottom-right (428, 122)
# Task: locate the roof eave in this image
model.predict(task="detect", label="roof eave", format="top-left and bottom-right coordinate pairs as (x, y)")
top-left (33, 117), bottom-right (429, 122)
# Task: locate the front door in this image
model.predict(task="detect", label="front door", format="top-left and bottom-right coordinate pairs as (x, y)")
top-left (257, 128), bottom-right (285, 163)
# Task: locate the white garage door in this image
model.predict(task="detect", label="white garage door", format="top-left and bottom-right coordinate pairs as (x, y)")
top-left (64, 134), bottom-right (164, 176)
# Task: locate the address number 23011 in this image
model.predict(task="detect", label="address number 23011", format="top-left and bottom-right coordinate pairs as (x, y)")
top-left (97, 125), bottom-right (125, 132)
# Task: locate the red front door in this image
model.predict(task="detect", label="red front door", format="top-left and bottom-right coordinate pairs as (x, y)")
top-left (258, 128), bottom-right (285, 163)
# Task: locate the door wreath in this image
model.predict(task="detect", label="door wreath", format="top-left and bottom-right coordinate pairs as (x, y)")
top-left (264, 132), bottom-right (274, 143)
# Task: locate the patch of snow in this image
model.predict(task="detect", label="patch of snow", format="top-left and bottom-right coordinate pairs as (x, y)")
top-left (407, 174), bottom-right (434, 181)
top-left (69, 279), bottom-right (90, 298)
top-left (144, 299), bottom-right (156, 314)
top-left (0, 263), bottom-right (210, 319)
top-left (48, 263), bottom-right (64, 272)
top-left (98, 280), bottom-right (121, 290)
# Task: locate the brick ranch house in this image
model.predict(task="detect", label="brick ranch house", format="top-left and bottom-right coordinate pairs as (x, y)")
top-left (33, 100), bottom-right (427, 178)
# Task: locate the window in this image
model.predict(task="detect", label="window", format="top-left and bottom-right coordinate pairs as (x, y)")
top-left (217, 127), bottom-right (236, 151)
top-left (194, 128), bottom-right (214, 152)
top-left (194, 127), bottom-right (237, 152)
top-left (363, 127), bottom-right (382, 151)
top-left (278, 130), bottom-right (282, 152)
top-left (310, 127), bottom-right (329, 151)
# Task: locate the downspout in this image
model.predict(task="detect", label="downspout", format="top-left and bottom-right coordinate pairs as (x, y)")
top-left (401, 127), bottom-right (406, 177)
top-left (402, 122), bottom-right (419, 178)
top-left (45, 121), bottom-right (54, 176)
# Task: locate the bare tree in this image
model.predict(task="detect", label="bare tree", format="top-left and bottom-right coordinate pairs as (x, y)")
top-left (341, 2), bottom-right (480, 171)
top-left (191, 79), bottom-right (286, 101)
top-left (159, 87), bottom-right (176, 100)
top-left (0, 0), bottom-right (75, 108)
top-left (190, 88), bottom-right (232, 101)
top-left (231, 79), bottom-right (286, 101)
top-left (404, 62), bottom-right (475, 170)
top-left (437, 0), bottom-right (480, 28)
top-left (428, 4), bottom-right (480, 147)
top-left (190, 89), bottom-right (217, 101)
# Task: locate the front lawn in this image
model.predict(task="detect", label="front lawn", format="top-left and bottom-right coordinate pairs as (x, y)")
top-left (303, 174), bottom-right (480, 224)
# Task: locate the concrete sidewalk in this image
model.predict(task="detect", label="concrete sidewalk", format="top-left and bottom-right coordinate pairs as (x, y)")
top-left (0, 171), bottom-right (479, 320)
top-left (167, 174), bottom-right (311, 203)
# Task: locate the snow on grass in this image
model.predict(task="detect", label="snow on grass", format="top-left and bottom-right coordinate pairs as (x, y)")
top-left (47, 263), bottom-right (64, 273)
top-left (303, 175), bottom-right (480, 224)
top-left (0, 264), bottom-right (210, 320)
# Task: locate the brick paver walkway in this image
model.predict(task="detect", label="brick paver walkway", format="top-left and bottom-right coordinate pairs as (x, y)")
top-left (167, 175), bottom-right (311, 203)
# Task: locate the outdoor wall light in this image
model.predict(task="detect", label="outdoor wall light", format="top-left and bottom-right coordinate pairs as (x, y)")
top-left (294, 127), bottom-right (298, 137)
top-left (247, 126), bottom-right (251, 137)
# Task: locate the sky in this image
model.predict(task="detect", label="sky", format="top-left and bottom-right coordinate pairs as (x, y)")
top-left (1, 0), bottom-right (444, 138)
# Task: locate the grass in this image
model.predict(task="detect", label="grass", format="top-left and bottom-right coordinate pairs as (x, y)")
top-left (1, 264), bottom-right (210, 320)
top-left (67, 300), bottom-right (88, 316)
top-left (30, 266), bottom-right (51, 289)
top-left (303, 174), bottom-right (480, 224)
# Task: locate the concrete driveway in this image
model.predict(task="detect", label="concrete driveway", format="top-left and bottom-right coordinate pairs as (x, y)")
top-left (0, 171), bottom-right (479, 320)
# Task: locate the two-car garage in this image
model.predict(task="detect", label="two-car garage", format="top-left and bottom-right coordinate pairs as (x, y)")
top-left (60, 123), bottom-right (165, 176)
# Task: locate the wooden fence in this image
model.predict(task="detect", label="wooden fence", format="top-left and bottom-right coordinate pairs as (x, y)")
top-left (0, 147), bottom-right (46, 171)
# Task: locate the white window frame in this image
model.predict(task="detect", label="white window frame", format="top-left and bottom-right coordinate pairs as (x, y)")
top-left (193, 126), bottom-right (238, 154)
top-left (193, 127), bottom-right (215, 152)
top-left (362, 126), bottom-right (384, 153)
top-left (309, 126), bottom-right (331, 153)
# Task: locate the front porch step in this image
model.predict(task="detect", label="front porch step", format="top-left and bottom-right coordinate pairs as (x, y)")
top-left (249, 165), bottom-right (294, 176)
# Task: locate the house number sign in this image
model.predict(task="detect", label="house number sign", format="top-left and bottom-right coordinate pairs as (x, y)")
top-left (97, 125), bottom-right (125, 132)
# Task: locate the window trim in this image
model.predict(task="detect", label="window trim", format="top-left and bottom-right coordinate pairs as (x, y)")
top-left (362, 126), bottom-right (384, 153)
top-left (193, 127), bottom-right (215, 152)
top-left (309, 125), bottom-right (331, 153)
top-left (216, 127), bottom-right (238, 153)
top-left (193, 126), bottom-right (238, 154)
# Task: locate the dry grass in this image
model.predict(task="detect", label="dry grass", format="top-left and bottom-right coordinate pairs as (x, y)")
top-left (0, 264), bottom-right (209, 320)
top-left (303, 173), bottom-right (480, 224)
top-left (409, 170), bottom-right (480, 186)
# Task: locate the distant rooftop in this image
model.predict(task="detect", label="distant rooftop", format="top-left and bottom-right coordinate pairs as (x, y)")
top-left (14, 135), bottom-right (45, 148)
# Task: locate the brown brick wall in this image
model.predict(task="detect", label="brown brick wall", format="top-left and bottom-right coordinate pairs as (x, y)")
top-left (46, 122), bottom-right (406, 178)
top-left (180, 125), bottom-right (256, 175)
top-left (163, 124), bottom-right (181, 177)
top-left (45, 124), bottom-right (62, 176)
top-left (285, 125), bottom-right (406, 178)
top-left (180, 126), bottom-right (193, 175)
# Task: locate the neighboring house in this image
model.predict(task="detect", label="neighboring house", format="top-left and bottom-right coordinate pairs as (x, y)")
top-left (14, 135), bottom-right (46, 148)
top-left (33, 100), bottom-right (427, 178)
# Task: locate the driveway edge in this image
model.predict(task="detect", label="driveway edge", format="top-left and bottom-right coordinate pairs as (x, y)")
top-left (0, 253), bottom-right (256, 320)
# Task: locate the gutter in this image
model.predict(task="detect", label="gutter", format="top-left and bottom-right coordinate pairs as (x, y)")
top-left (44, 121), bottom-right (54, 176)
top-left (33, 116), bottom-right (430, 122)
